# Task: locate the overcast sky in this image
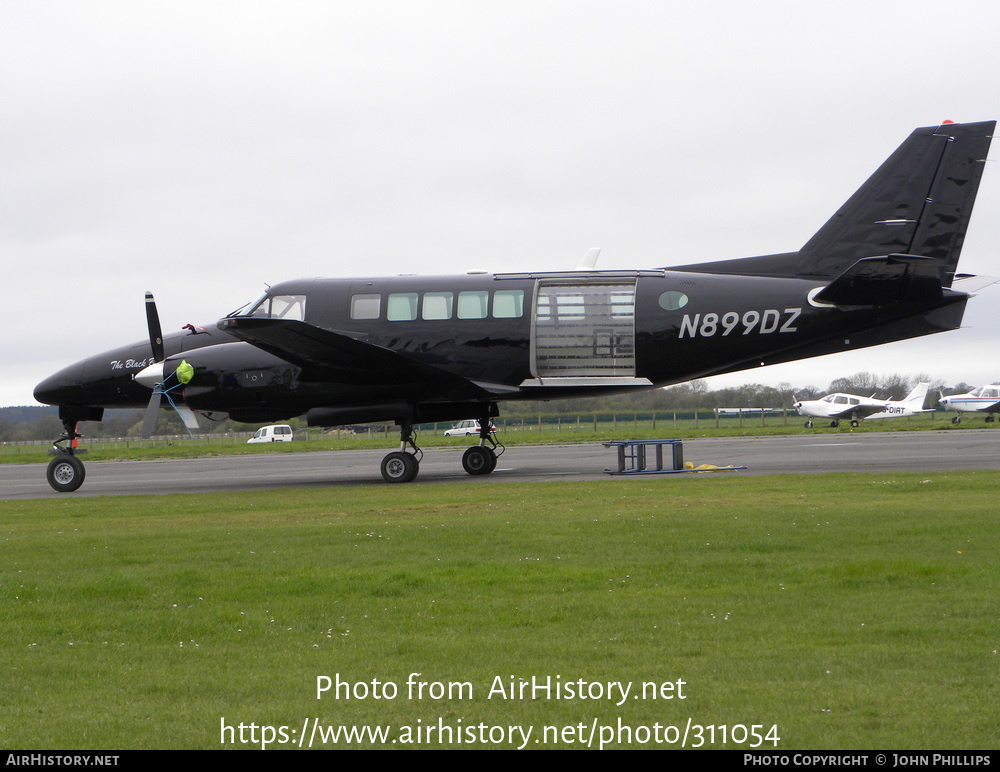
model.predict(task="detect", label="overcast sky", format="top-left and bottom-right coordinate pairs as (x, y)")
top-left (4, 0), bottom-right (1000, 407)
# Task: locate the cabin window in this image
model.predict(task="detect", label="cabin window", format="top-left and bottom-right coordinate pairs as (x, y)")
top-left (457, 291), bottom-right (489, 319)
top-left (493, 290), bottom-right (524, 318)
top-left (351, 294), bottom-right (381, 320)
top-left (387, 293), bottom-right (418, 321)
top-left (422, 292), bottom-right (454, 320)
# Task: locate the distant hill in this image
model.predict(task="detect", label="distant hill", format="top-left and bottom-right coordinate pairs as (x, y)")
top-left (1, 405), bottom-right (58, 424)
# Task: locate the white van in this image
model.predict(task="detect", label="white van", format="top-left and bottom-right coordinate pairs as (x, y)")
top-left (247, 425), bottom-right (294, 443)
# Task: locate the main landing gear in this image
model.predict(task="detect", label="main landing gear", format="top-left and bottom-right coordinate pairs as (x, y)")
top-left (46, 420), bottom-right (86, 493)
top-left (379, 416), bottom-right (504, 483)
top-left (462, 419), bottom-right (503, 476)
top-left (381, 422), bottom-right (423, 483)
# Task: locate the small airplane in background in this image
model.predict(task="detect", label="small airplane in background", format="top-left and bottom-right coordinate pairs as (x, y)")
top-left (793, 383), bottom-right (932, 428)
top-left (939, 384), bottom-right (1000, 423)
top-left (33, 121), bottom-right (995, 491)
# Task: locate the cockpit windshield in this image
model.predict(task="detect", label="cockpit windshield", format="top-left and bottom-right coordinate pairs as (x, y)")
top-left (227, 294), bottom-right (307, 321)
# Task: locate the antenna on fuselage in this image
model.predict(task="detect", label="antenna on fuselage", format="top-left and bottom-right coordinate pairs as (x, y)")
top-left (577, 247), bottom-right (601, 270)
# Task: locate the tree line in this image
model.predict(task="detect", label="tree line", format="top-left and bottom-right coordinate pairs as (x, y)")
top-left (0, 372), bottom-right (989, 442)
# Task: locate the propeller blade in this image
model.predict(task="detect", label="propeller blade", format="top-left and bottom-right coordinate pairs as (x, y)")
top-left (145, 291), bottom-right (164, 363)
top-left (140, 391), bottom-right (160, 439)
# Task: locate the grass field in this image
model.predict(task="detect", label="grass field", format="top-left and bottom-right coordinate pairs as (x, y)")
top-left (2, 472), bottom-right (997, 749)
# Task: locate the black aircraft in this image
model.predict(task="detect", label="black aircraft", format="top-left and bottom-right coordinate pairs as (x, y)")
top-left (35, 120), bottom-right (995, 491)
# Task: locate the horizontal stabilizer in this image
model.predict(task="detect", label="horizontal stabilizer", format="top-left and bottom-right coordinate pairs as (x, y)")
top-left (813, 254), bottom-right (946, 305)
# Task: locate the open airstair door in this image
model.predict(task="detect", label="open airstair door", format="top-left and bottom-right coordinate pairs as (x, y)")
top-left (531, 280), bottom-right (637, 378)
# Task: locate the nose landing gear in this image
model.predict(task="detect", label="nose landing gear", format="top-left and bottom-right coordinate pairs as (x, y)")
top-left (46, 420), bottom-right (86, 493)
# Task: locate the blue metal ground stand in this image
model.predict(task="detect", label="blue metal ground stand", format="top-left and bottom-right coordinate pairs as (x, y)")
top-left (603, 439), bottom-right (746, 475)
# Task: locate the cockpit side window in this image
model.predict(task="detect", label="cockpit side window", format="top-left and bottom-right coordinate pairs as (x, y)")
top-left (233, 293), bottom-right (307, 320)
top-left (268, 295), bottom-right (307, 320)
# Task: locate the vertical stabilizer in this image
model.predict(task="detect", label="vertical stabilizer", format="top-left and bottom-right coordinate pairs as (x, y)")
top-left (902, 382), bottom-right (931, 405)
top-left (673, 121), bottom-right (994, 282)
top-left (799, 121), bottom-right (994, 284)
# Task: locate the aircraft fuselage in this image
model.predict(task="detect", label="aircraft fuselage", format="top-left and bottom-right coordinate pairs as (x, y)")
top-left (36, 269), bottom-right (968, 427)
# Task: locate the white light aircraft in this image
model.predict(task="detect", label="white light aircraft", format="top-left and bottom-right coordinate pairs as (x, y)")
top-left (939, 384), bottom-right (1000, 423)
top-left (793, 383), bottom-right (932, 428)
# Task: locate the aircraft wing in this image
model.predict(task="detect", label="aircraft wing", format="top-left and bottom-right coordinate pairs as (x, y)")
top-left (827, 404), bottom-right (891, 420)
top-left (218, 317), bottom-right (503, 399)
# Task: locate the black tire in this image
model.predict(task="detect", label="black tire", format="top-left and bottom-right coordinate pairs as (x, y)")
top-left (850, 420), bottom-right (859, 428)
top-left (804, 420), bottom-right (813, 428)
top-left (381, 452), bottom-right (419, 483)
top-left (830, 420), bottom-right (839, 428)
top-left (462, 446), bottom-right (497, 475)
top-left (46, 455), bottom-right (86, 493)
top-left (952, 416), bottom-right (961, 425)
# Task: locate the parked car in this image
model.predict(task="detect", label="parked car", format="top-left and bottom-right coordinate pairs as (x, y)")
top-left (247, 424), bottom-right (294, 443)
top-left (443, 420), bottom-right (496, 437)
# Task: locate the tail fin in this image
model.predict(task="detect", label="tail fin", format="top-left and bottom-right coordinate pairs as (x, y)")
top-left (675, 121), bottom-right (994, 282)
top-left (800, 121), bottom-right (994, 285)
top-left (903, 382), bottom-right (931, 405)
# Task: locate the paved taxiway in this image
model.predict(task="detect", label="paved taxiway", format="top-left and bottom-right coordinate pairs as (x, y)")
top-left (2, 430), bottom-right (998, 500)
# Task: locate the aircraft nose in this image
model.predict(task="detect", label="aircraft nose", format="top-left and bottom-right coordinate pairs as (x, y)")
top-left (33, 361), bottom-right (89, 406)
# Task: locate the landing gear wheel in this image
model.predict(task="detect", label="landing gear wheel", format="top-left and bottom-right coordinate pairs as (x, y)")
top-left (850, 420), bottom-right (859, 428)
top-left (46, 455), bottom-right (85, 493)
top-left (986, 415), bottom-right (996, 423)
top-left (462, 445), bottom-right (497, 475)
top-left (830, 420), bottom-right (840, 428)
top-left (381, 452), bottom-right (419, 483)
top-left (951, 416), bottom-right (961, 425)
top-left (804, 420), bottom-right (813, 429)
